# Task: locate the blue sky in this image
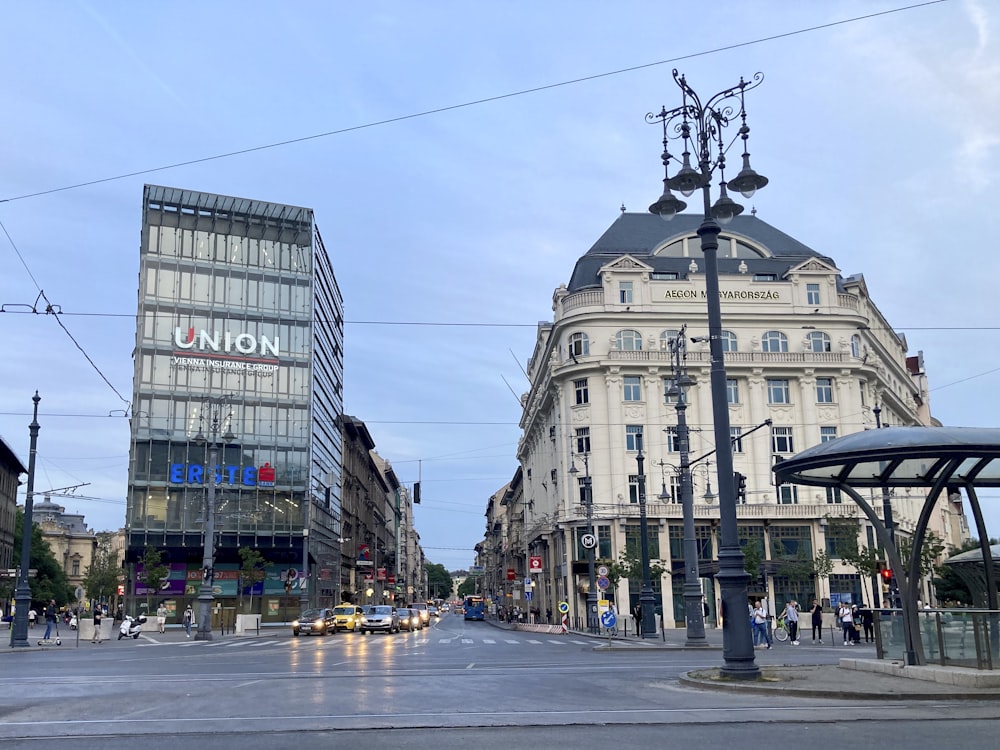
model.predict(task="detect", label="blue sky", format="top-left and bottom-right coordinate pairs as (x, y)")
top-left (2, 1), bottom-right (998, 571)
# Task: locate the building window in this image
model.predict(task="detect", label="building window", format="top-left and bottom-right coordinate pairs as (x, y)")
top-left (767, 379), bottom-right (790, 404)
top-left (625, 524), bottom-right (660, 559)
top-left (816, 377), bottom-right (834, 403)
top-left (659, 330), bottom-right (681, 351)
top-left (825, 487), bottom-right (843, 504)
top-left (569, 332), bottom-right (589, 357)
top-left (771, 525), bottom-right (813, 558)
top-left (668, 524), bottom-right (713, 561)
top-left (726, 378), bottom-right (739, 404)
top-left (777, 485), bottom-right (799, 505)
top-left (806, 283), bottom-right (821, 306)
top-left (623, 375), bottom-right (642, 402)
top-left (628, 474), bottom-right (644, 504)
top-left (597, 524), bottom-right (612, 559)
top-left (664, 426), bottom-right (678, 453)
top-left (772, 426), bottom-right (794, 454)
top-left (616, 329), bottom-right (643, 351)
top-left (71, 559), bottom-right (80, 577)
top-left (625, 425), bottom-right (644, 451)
top-left (807, 331), bottom-right (832, 353)
top-left (574, 379), bottom-right (589, 405)
top-left (761, 331), bottom-right (788, 353)
top-left (720, 330), bottom-right (738, 352)
top-left (820, 426), bottom-right (837, 443)
top-left (730, 426), bottom-right (744, 453)
top-left (851, 334), bottom-right (861, 358)
top-left (619, 281), bottom-right (633, 304)
top-left (753, 273), bottom-right (778, 282)
top-left (575, 427), bottom-right (591, 455)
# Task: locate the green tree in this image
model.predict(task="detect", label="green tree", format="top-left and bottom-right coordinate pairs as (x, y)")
top-left (13, 507), bottom-right (72, 607)
top-left (932, 538), bottom-right (999, 606)
top-left (457, 575), bottom-right (477, 598)
top-left (742, 538), bottom-right (764, 583)
top-left (237, 547), bottom-right (268, 613)
top-left (608, 548), bottom-right (668, 592)
top-left (898, 530), bottom-right (946, 578)
top-left (425, 562), bottom-right (453, 601)
top-left (82, 547), bottom-right (121, 607)
top-left (137, 546), bottom-right (170, 611)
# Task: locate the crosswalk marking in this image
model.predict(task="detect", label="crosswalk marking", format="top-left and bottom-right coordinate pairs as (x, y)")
top-left (167, 634), bottom-right (594, 648)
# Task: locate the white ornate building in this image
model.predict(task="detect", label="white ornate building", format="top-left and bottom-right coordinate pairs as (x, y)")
top-left (511, 212), bottom-right (968, 628)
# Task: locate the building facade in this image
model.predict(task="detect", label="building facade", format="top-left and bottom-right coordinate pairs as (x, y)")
top-left (33, 496), bottom-right (98, 594)
top-left (125, 185), bottom-right (344, 622)
top-left (0, 436), bottom-right (26, 571)
top-left (511, 212), bottom-right (968, 628)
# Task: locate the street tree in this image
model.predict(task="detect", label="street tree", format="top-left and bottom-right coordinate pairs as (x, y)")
top-left (237, 547), bottom-right (268, 613)
top-left (137, 545), bottom-right (170, 611)
top-left (82, 547), bottom-right (121, 607)
top-left (425, 562), bottom-right (452, 601)
top-left (13, 507), bottom-right (72, 607)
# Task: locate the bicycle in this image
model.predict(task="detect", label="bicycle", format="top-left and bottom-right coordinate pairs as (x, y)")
top-left (772, 615), bottom-right (789, 642)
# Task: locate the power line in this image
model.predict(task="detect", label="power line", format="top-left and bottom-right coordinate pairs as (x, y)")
top-left (0, 1), bottom-right (948, 205)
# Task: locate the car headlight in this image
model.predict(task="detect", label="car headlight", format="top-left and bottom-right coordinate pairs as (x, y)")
top-left (292, 620), bottom-right (300, 628)
top-left (314, 620), bottom-right (323, 627)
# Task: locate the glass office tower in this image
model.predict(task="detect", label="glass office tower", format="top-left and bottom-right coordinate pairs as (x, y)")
top-left (125, 185), bottom-right (344, 622)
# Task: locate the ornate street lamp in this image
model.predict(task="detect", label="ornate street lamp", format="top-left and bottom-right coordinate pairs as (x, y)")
top-left (635, 434), bottom-right (657, 638)
top-left (647, 69), bottom-right (768, 679)
top-left (667, 327), bottom-right (708, 647)
top-left (569, 454), bottom-right (597, 633)
top-left (10, 392), bottom-right (41, 649)
top-left (193, 400), bottom-right (235, 641)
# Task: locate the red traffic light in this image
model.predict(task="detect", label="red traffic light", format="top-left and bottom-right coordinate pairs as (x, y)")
top-left (880, 568), bottom-right (892, 581)
top-left (117, 584), bottom-right (125, 595)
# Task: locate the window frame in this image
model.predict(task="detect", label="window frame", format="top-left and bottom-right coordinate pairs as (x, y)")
top-left (616, 329), bottom-right (643, 351)
top-left (761, 330), bottom-right (788, 353)
top-left (766, 378), bottom-right (790, 405)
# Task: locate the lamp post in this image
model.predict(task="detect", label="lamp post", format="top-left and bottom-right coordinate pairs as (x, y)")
top-left (194, 401), bottom-right (234, 641)
top-left (10, 392), bottom-right (40, 649)
top-left (872, 405), bottom-right (899, 608)
top-left (648, 69), bottom-right (768, 678)
top-left (635, 434), bottom-right (657, 638)
top-left (569, 454), bottom-right (598, 633)
top-left (667, 328), bottom-right (708, 646)
top-left (300, 498), bottom-right (311, 612)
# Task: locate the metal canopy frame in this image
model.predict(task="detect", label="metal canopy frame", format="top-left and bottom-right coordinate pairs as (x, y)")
top-left (773, 426), bottom-right (1000, 666)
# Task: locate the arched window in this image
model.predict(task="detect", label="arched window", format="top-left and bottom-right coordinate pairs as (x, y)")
top-left (659, 329), bottom-right (680, 351)
top-left (568, 332), bottom-right (589, 357)
top-left (720, 330), bottom-right (738, 352)
top-left (761, 331), bottom-right (788, 353)
top-left (851, 334), bottom-right (861, 358)
top-left (616, 330), bottom-right (643, 351)
top-left (806, 331), bottom-right (832, 353)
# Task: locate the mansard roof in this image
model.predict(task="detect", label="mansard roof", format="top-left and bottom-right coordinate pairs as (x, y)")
top-left (567, 212), bottom-right (836, 293)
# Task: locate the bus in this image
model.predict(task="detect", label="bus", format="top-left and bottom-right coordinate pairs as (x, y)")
top-left (463, 595), bottom-right (486, 621)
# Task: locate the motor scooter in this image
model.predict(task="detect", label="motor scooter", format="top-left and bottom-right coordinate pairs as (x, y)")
top-left (118, 614), bottom-right (147, 640)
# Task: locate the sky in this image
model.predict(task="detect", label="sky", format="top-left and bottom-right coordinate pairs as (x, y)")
top-left (2, 1), bottom-right (998, 572)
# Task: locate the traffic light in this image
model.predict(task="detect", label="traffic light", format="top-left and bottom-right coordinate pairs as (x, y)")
top-left (117, 584), bottom-right (125, 596)
top-left (880, 567), bottom-right (892, 592)
top-left (733, 472), bottom-right (747, 503)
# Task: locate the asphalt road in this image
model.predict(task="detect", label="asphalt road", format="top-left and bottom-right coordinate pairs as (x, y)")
top-left (2, 615), bottom-right (997, 747)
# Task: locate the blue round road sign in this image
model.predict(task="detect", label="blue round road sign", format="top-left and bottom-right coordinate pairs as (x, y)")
top-left (601, 610), bottom-right (617, 628)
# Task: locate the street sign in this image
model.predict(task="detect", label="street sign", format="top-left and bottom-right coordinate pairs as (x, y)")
top-left (596, 575), bottom-right (610, 590)
top-left (506, 568), bottom-right (516, 581)
top-left (581, 533), bottom-right (597, 549)
top-left (523, 577), bottom-right (532, 588)
top-left (601, 610), bottom-right (617, 629)
top-left (524, 591), bottom-right (533, 601)
top-left (597, 565), bottom-right (609, 577)
top-left (529, 556), bottom-right (543, 572)
top-left (557, 600), bottom-right (569, 614)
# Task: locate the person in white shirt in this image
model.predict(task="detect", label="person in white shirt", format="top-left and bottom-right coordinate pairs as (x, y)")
top-left (784, 600), bottom-right (800, 645)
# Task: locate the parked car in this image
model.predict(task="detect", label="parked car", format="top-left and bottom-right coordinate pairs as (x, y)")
top-left (292, 608), bottom-right (336, 636)
top-left (332, 605), bottom-right (365, 632)
top-left (410, 602), bottom-right (431, 626)
top-left (361, 605), bottom-right (399, 634)
top-left (397, 608), bottom-right (420, 631)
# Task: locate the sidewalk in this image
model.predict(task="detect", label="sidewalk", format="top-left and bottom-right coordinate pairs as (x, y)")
top-left (487, 617), bottom-right (1000, 700)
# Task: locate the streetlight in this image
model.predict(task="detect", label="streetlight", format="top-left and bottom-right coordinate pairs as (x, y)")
top-left (667, 328), bottom-right (708, 647)
top-left (635, 434), bottom-right (657, 638)
top-left (647, 69), bottom-right (768, 679)
top-left (569, 454), bottom-right (598, 633)
top-left (10, 392), bottom-right (40, 649)
top-left (193, 400), bottom-right (235, 641)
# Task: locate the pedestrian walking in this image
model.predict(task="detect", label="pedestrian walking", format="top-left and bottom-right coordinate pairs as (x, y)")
top-left (91, 606), bottom-right (103, 643)
top-left (784, 600), bottom-right (800, 645)
top-left (43, 600), bottom-right (57, 641)
top-left (837, 602), bottom-right (855, 645)
top-left (752, 600), bottom-right (772, 649)
top-left (28, 608), bottom-right (36, 629)
top-left (182, 605), bottom-right (194, 638)
top-left (858, 602), bottom-right (875, 643)
top-left (810, 599), bottom-right (823, 643)
top-left (156, 603), bottom-right (167, 633)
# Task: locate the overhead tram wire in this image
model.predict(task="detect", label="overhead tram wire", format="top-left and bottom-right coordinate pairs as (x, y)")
top-left (0, 2), bottom-right (949, 205)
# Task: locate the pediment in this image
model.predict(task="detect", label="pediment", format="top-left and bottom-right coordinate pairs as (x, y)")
top-left (788, 257), bottom-right (840, 275)
top-left (598, 255), bottom-right (654, 274)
